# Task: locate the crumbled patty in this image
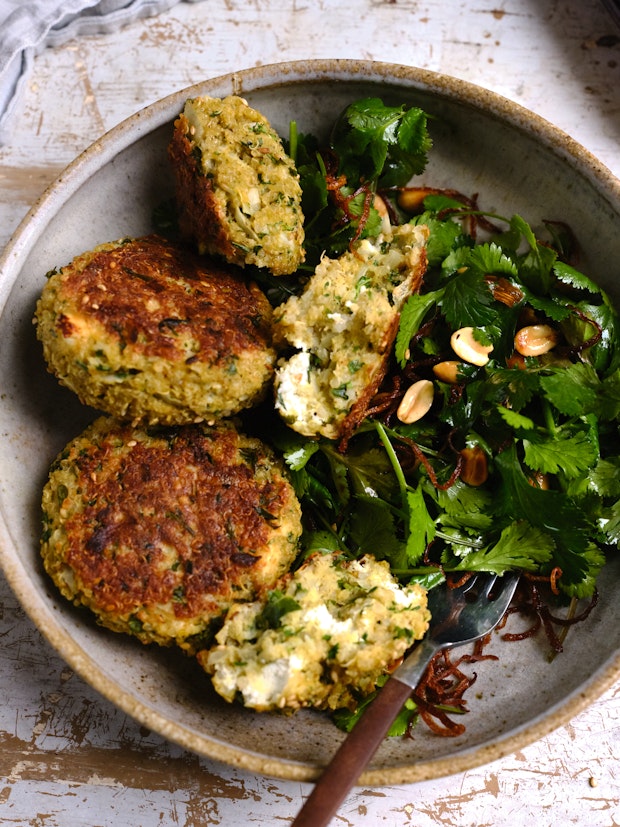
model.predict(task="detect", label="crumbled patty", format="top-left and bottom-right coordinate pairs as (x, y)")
top-left (168, 95), bottom-right (305, 276)
top-left (40, 416), bottom-right (302, 652)
top-left (273, 223), bottom-right (429, 441)
top-left (34, 235), bottom-right (276, 425)
top-left (200, 551), bottom-right (430, 711)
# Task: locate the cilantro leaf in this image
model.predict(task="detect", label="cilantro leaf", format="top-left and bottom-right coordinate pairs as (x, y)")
top-left (591, 306), bottom-right (620, 375)
top-left (302, 530), bottom-right (343, 555)
top-left (395, 290), bottom-right (442, 367)
top-left (406, 484), bottom-right (436, 565)
top-left (323, 447), bottom-right (352, 508)
top-left (381, 107), bottom-right (433, 188)
top-left (298, 160), bottom-right (329, 217)
top-left (332, 98), bottom-right (431, 188)
top-left (343, 188), bottom-right (383, 237)
top-left (600, 499), bottom-right (620, 546)
top-left (283, 439), bottom-right (320, 471)
top-left (433, 480), bottom-right (494, 532)
top-left (451, 521), bottom-right (555, 574)
top-left (468, 242), bottom-right (518, 278)
top-left (523, 430), bottom-right (599, 478)
top-left (333, 681), bottom-right (420, 737)
top-left (487, 367), bottom-right (541, 411)
top-left (494, 445), bottom-right (589, 546)
top-left (349, 495), bottom-right (407, 569)
top-left (441, 268), bottom-right (497, 329)
top-left (525, 290), bottom-right (573, 322)
top-left (588, 457), bottom-right (620, 498)
top-left (410, 213), bottom-right (462, 267)
top-left (539, 362), bottom-right (600, 417)
top-left (494, 445), bottom-right (597, 594)
top-left (341, 445), bottom-right (399, 501)
top-left (298, 471), bottom-right (339, 513)
top-left (553, 261), bottom-right (604, 297)
top-left (559, 301), bottom-right (620, 375)
top-left (497, 407), bottom-right (536, 431)
top-left (565, 544), bottom-right (606, 599)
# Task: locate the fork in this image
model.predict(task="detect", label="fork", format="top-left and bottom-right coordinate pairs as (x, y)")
top-left (291, 572), bottom-right (520, 827)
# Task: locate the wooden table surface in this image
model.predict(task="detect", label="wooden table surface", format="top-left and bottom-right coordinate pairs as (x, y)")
top-left (1, 1), bottom-right (619, 824)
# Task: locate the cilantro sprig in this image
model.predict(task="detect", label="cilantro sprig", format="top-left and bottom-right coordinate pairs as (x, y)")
top-left (330, 98), bottom-right (432, 189)
top-left (290, 98), bottom-right (432, 264)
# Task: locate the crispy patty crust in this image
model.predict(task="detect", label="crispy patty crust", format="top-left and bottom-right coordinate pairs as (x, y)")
top-left (168, 95), bottom-right (305, 276)
top-left (34, 235), bottom-right (276, 425)
top-left (40, 416), bottom-right (302, 652)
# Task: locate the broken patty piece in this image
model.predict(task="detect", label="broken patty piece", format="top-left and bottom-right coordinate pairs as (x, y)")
top-left (273, 223), bottom-right (428, 441)
top-left (168, 95), bottom-right (305, 276)
top-left (200, 551), bottom-right (430, 712)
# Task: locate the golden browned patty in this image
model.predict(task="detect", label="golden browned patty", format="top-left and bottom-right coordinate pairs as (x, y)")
top-left (168, 95), bottom-right (305, 276)
top-left (34, 235), bottom-right (276, 425)
top-left (40, 416), bottom-right (302, 652)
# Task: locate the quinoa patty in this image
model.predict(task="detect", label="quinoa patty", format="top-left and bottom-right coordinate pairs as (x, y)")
top-left (40, 416), bottom-right (302, 652)
top-left (34, 235), bottom-right (276, 425)
top-left (168, 95), bottom-right (305, 276)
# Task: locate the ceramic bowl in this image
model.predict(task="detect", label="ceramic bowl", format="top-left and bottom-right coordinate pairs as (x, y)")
top-left (1, 60), bottom-right (619, 784)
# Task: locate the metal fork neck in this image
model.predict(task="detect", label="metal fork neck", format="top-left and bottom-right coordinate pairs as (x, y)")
top-left (393, 636), bottom-right (443, 689)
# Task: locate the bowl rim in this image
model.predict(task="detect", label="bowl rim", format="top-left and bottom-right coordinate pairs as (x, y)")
top-left (1, 58), bottom-right (619, 785)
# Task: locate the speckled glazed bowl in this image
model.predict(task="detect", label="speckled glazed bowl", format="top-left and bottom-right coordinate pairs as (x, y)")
top-left (1, 60), bottom-right (619, 784)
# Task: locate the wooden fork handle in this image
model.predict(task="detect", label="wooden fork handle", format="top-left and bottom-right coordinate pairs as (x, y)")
top-left (291, 676), bottom-right (414, 827)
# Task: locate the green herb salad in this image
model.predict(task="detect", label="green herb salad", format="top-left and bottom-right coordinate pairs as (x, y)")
top-left (253, 96), bottom-right (620, 609)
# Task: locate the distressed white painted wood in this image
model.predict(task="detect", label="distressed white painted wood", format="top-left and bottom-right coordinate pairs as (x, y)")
top-left (1, 1), bottom-right (619, 824)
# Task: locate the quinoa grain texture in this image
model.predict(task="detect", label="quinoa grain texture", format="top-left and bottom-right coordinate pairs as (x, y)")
top-left (40, 416), bottom-right (302, 653)
top-left (273, 223), bottom-right (429, 441)
top-left (35, 235), bottom-right (276, 425)
top-left (201, 551), bottom-right (430, 711)
top-left (168, 95), bottom-right (305, 276)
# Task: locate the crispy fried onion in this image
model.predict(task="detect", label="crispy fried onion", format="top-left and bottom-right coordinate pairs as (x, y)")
top-left (388, 186), bottom-right (504, 240)
top-left (409, 640), bottom-right (497, 737)
top-left (323, 152), bottom-right (375, 249)
top-left (407, 572), bottom-right (598, 737)
top-left (499, 576), bottom-right (599, 655)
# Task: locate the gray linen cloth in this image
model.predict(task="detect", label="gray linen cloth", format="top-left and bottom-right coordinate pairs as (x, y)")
top-left (0, 0), bottom-right (202, 132)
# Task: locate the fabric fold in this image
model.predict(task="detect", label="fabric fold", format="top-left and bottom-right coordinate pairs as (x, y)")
top-left (0, 0), bottom-right (202, 131)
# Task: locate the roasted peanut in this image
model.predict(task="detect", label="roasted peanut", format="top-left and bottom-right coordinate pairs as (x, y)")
top-left (432, 360), bottom-right (462, 384)
top-left (459, 445), bottom-right (488, 486)
top-left (450, 327), bottom-right (493, 366)
top-left (396, 187), bottom-right (437, 214)
top-left (396, 379), bottom-right (434, 424)
top-left (514, 324), bottom-right (558, 357)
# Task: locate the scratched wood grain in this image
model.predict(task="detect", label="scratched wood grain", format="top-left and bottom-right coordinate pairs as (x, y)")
top-left (1, 0), bottom-right (619, 824)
